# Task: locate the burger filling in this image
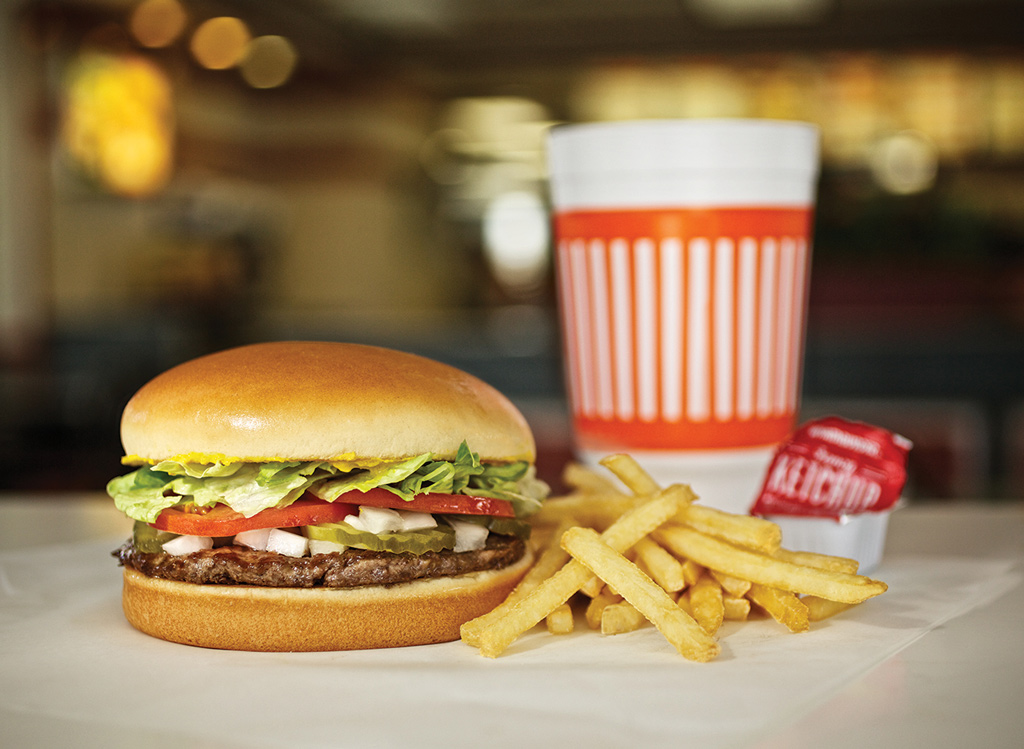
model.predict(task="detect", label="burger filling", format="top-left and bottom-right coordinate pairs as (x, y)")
top-left (115, 534), bottom-right (526, 588)
top-left (107, 442), bottom-right (547, 587)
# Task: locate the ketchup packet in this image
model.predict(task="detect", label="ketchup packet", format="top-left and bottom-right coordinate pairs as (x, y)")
top-left (751, 416), bottom-right (912, 520)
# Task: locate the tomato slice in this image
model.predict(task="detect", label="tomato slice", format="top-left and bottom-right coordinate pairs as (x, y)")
top-left (152, 498), bottom-right (358, 537)
top-left (339, 487), bottom-right (515, 518)
top-left (151, 489), bottom-right (515, 537)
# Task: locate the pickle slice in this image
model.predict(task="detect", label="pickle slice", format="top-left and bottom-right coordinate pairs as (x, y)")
top-left (305, 522), bottom-right (456, 554)
top-left (132, 521), bottom-right (180, 553)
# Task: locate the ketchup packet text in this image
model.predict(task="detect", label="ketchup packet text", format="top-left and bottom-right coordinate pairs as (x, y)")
top-left (751, 416), bottom-right (912, 520)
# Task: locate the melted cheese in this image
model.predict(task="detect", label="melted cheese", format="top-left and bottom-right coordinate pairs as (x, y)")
top-left (120, 452), bottom-right (388, 471)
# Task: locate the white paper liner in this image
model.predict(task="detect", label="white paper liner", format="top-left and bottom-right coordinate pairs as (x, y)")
top-left (1, 538), bottom-right (1020, 749)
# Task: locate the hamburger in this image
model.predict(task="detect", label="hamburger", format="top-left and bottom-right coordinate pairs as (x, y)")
top-left (107, 341), bottom-right (547, 651)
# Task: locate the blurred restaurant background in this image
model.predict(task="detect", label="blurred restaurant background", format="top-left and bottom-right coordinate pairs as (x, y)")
top-left (1, 0), bottom-right (1023, 499)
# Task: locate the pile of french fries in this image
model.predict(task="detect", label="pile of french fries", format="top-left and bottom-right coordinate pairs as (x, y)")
top-left (461, 454), bottom-right (888, 662)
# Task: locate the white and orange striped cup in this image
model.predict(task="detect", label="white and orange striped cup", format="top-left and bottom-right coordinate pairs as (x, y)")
top-left (548, 119), bottom-right (820, 513)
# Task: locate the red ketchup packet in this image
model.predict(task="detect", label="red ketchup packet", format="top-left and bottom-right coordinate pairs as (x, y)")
top-left (751, 416), bottom-right (912, 520)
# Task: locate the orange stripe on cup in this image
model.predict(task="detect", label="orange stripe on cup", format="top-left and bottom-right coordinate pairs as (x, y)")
top-left (555, 207), bottom-right (812, 452)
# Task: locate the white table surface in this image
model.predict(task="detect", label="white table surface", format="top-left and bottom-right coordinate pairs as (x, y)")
top-left (1, 494), bottom-right (1022, 749)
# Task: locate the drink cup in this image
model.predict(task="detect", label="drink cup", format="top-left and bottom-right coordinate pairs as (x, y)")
top-left (547, 119), bottom-right (820, 514)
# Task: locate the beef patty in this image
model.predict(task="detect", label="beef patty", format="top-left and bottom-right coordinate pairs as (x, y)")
top-left (114, 533), bottom-right (526, 589)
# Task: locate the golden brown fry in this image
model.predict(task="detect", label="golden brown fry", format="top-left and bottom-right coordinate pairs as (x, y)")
top-left (586, 589), bottom-right (622, 629)
top-left (601, 602), bottom-right (646, 635)
top-left (723, 595), bottom-right (751, 621)
top-left (561, 527), bottom-right (720, 662)
top-left (803, 596), bottom-right (857, 622)
top-left (774, 547), bottom-right (860, 575)
top-left (599, 454), bottom-right (662, 496)
top-left (468, 488), bottom-right (684, 657)
top-left (633, 536), bottom-right (687, 593)
top-left (546, 603), bottom-right (575, 634)
top-left (681, 559), bottom-right (705, 588)
top-left (530, 493), bottom-right (633, 530)
top-left (579, 575), bottom-right (604, 599)
top-left (710, 569), bottom-right (752, 598)
top-left (472, 563), bottom-right (587, 657)
top-left (582, 548), bottom-right (635, 598)
top-left (562, 462), bottom-right (621, 494)
top-left (460, 516), bottom-right (575, 647)
top-left (676, 591), bottom-right (693, 617)
top-left (677, 505), bottom-right (782, 554)
top-left (654, 524), bottom-right (888, 604)
top-left (689, 574), bottom-right (725, 635)
top-left (746, 583), bottom-right (810, 633)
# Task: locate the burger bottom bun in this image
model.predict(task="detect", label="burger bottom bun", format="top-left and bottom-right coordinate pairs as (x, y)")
top-left (121, 550), bottom-right (533, 652)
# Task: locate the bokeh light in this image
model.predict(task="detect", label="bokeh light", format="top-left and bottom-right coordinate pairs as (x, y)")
top-left (869, 130), bottom-right (939, 195)
top-left (61, 52), bottom-right (174, 197)
top-left (130, 0), bottom-right (187, 49)
top-left (482, 190), bottom-right (550, 294)
top-left (190, 16), bottom-right (251, 70)
top-left (240, 35), bottom-right (298, 89)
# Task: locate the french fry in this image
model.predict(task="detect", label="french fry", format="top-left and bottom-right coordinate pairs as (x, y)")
top-left (460, 516), bottom-right (575, 647)
top-left (677, 505), bottom-right (782, 554)
top-left (681, 559), bottom-right (705, 588)
top-left (468, 488), bottom-right (684, 657)
top-left (803, 596), bottom-right (856, 622)
top-left (601, 601), bottom-right (646, 635)
top-left (676, 592), bottom-right (693, 617)
top-left (599, 454), bottom-right (662, 496)
top-left (462, 452), bottom-right (890, 663)
top-left (688, 573), bottom-right (725, 635)
top-left (633, 536), bottom-right (687, 593)
top-left (561, 526), bottom-right (720, 662)
top-left (546, 603), bottom-right (575, 634)
top-left (562, 462), bottom-right (621, 494)
top-left (710, 569), bottom-right (752, 598)
top-left (579, 576), bottom-right (605, 598)
top-left (586, 588), bottom-right (622, 629)
top-left (774, 547), bottom-right (859, 575)
top-left (582, 547), bottom-right (635, 598)
top-left (530, 493), bottom-right (633, 530)
top-left (723, 595), bottom-right (751, 621)
top-left (746, 583), bottom-right (810, 633)
top-left (654, 524), bottom-right (888, 604)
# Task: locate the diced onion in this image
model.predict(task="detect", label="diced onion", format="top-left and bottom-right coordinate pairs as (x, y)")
top-left (266, 528), bottom-right (309, 558)
top-left (309, 538), bottom-right (346, 555)
top-left (446, 518), bottom-right (489, 552)
top-left (234, 527), bottom-right (272, 551)
top-left (162, 535), bottom-right (213, 556)
top-left (351, 506), bottom-right (405, 534)
top-left (398, 510), bottom-right (437, 532)
top-left (344, 506), bottom-right (438, 535)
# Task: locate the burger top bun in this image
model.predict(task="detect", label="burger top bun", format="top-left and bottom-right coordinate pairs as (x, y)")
top-left (120, 341), bottom-right (536, 465)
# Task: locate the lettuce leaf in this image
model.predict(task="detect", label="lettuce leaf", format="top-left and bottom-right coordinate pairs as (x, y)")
top-left (107, 442), bottom-right (548, 523)
top-left (107, 461), bottom-right (333, 523)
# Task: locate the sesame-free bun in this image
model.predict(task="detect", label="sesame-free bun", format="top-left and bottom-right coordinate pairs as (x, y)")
top-left (120, 341), bottom-right (535, 465)
top-left (121, 549), bottom-right (533, 651)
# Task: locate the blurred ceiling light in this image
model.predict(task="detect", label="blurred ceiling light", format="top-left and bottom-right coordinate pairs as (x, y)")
top-left (482, 190), bottom-right (550, 294)
top-left (442, 97), bottom-right (550, 160)
top-left (335, 0), bottom-right (457, 34)
top-left (130, 0), bottom-right (187, 48)
top-left (190, 16), bottom-right (251, 70)
top-left (869, 131), bottom-right (938, 195)
top-left (240, 35), bottom-right (298, 88)
top-left (687, 0), bottom-right (830, 26)
top-left (62, 52), bottom-right (174, 198)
